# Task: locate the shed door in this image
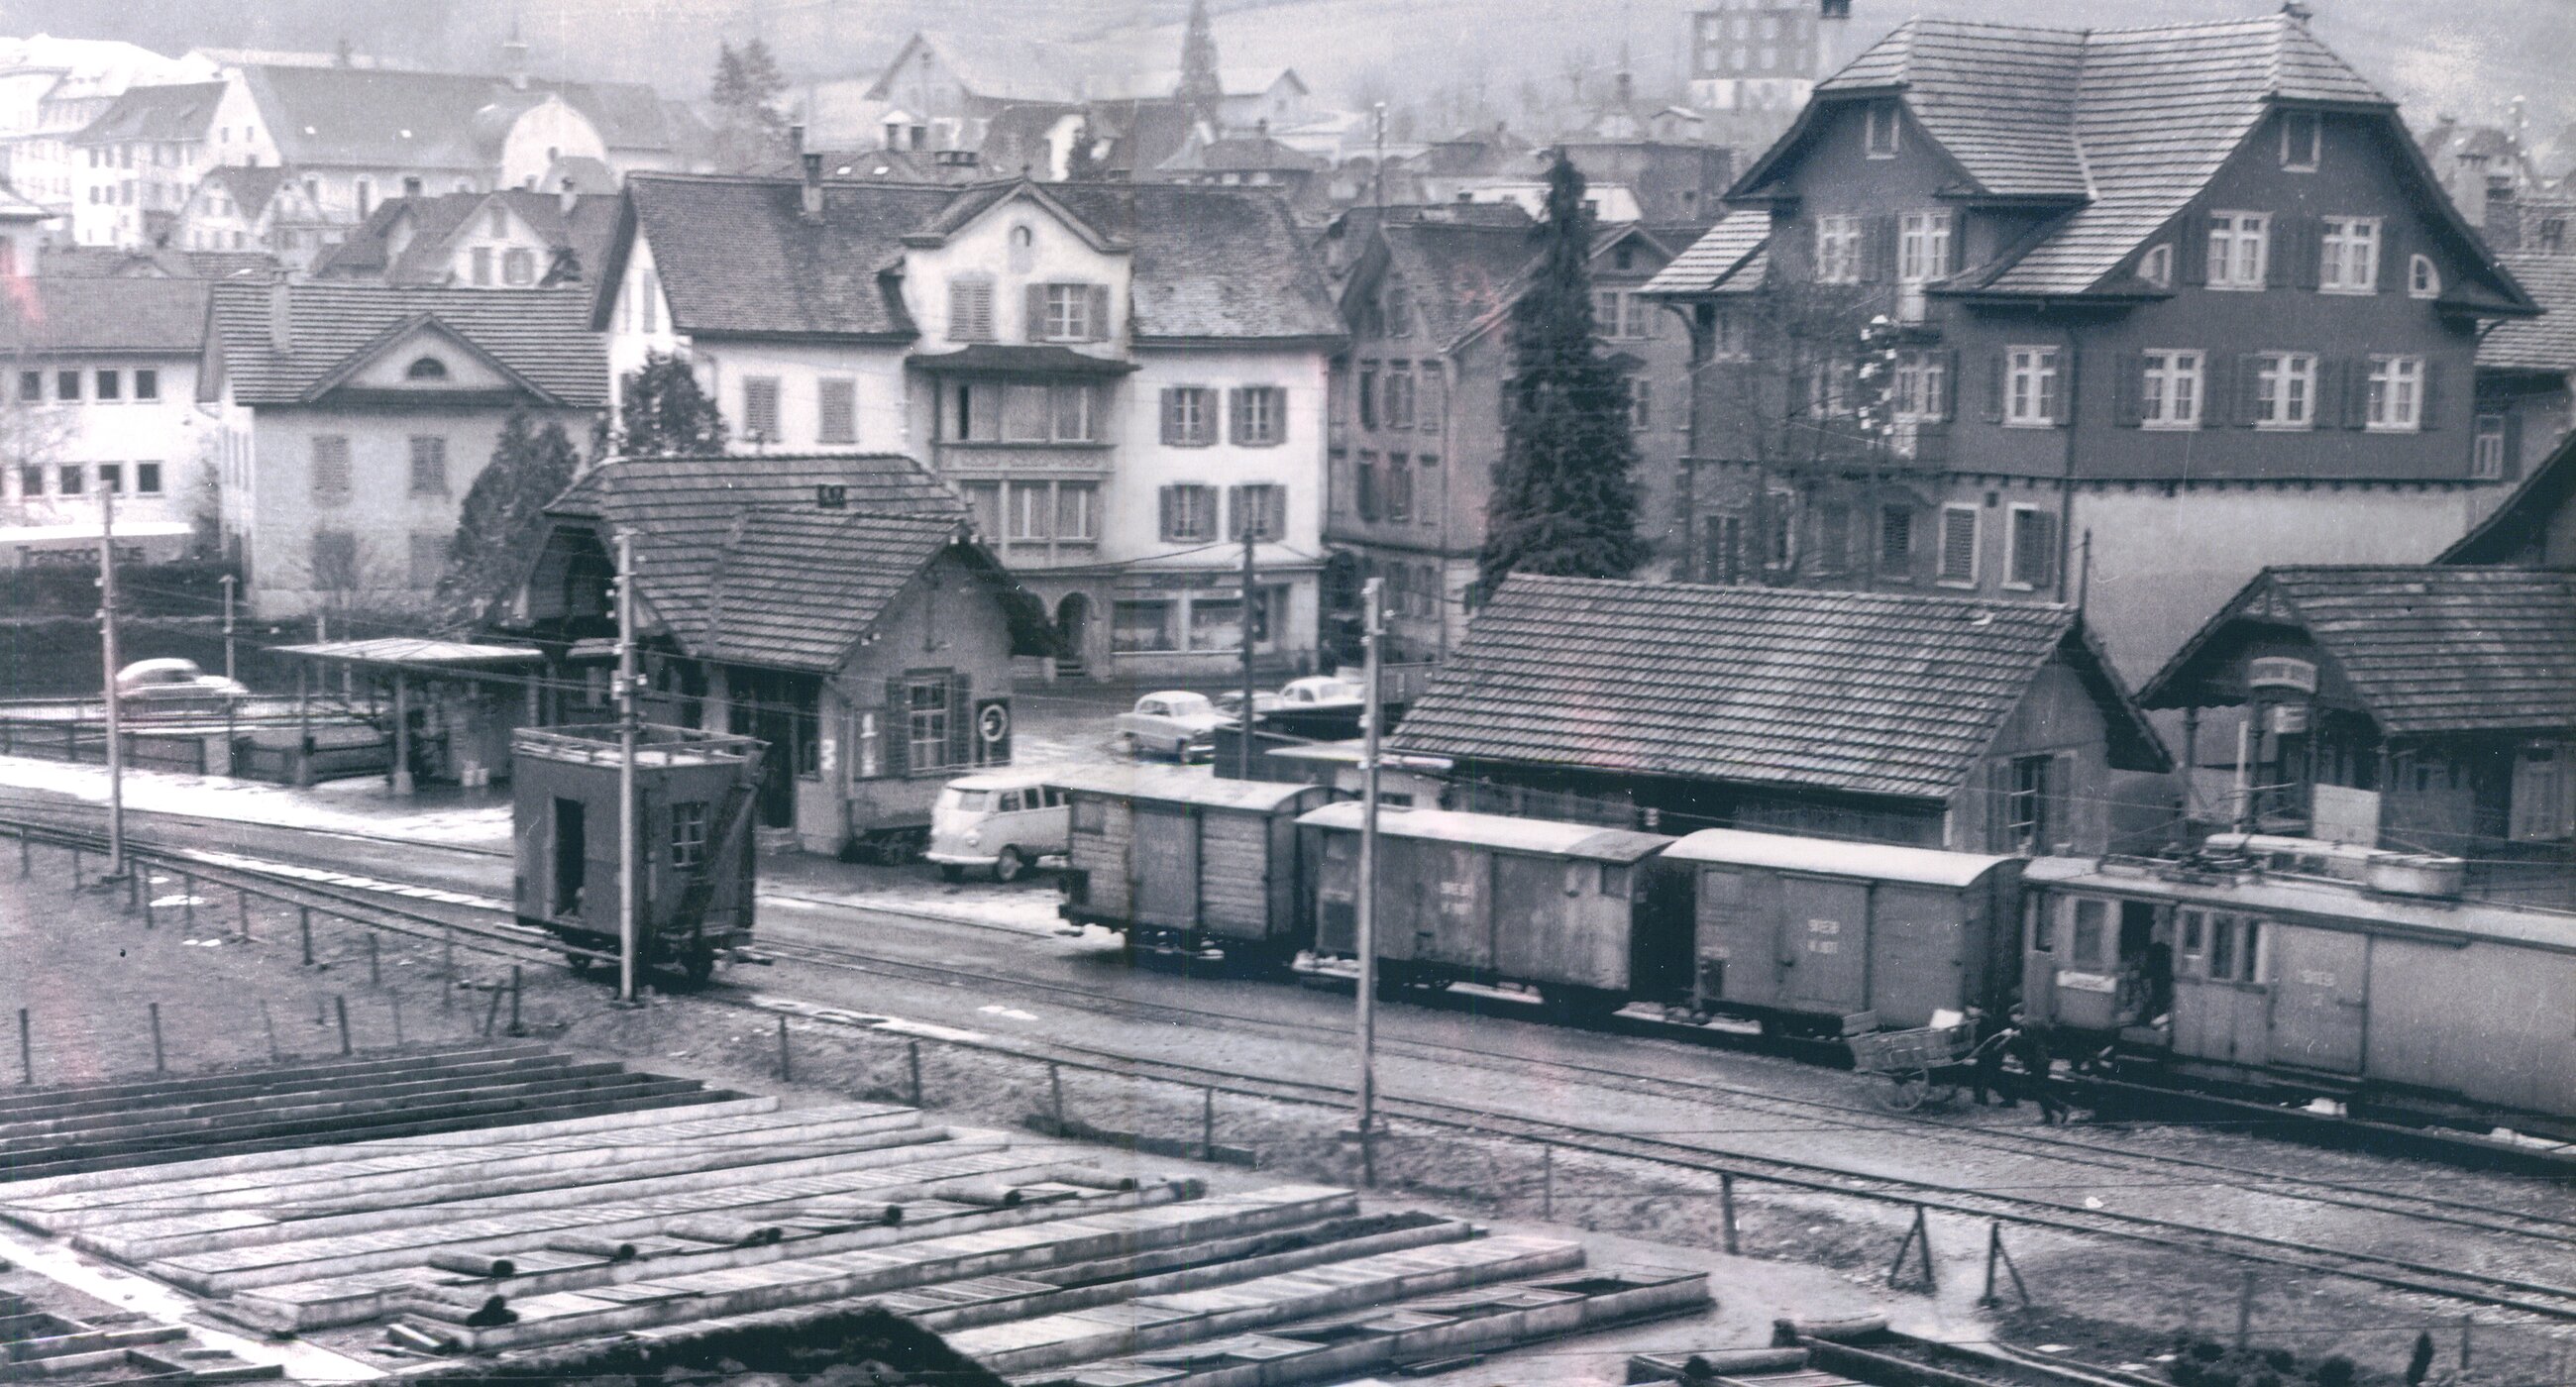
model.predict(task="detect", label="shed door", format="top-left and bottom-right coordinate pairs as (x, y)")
top-left (1416, 843), bottom-right (1493, 972)
top-left (1695, 868), bottom-right (1775, 1008)
top-left (1781, 877), bottom-right (1870, 1017)
top-left (1131, 806), bottom-right (1199, 928)
top-left (1867, 885), bottom-right (1963, 1029)
top-left (2268, 927), bottom-right (2368, 1074)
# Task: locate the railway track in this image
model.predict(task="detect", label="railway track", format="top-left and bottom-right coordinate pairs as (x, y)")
top-left (11, 803), bottom-right (2576, 1326)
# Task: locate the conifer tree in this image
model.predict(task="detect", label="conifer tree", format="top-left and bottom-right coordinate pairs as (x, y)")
top-left (605, 350), bottom-right (727, 458)
top-left (1176, 0), bottom-right (1223, 118)
top-left (1477, 154), bottom-right (1648, 596)
top-left (437, 410), bottom-right (582, 627)
top-left (1063, 118), bottom-right (1106, 180)
top-left (709, 39), bottom-right (791, 173)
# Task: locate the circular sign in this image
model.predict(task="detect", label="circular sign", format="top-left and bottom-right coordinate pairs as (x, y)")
top-left (978, 702), bottom-right (1011, 744)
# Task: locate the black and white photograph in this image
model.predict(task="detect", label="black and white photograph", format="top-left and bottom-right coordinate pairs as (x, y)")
top-left (0, 0), bottom-right (2571, 1383)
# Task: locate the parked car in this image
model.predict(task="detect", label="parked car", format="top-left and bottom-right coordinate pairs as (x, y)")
top-left (1277, 676), bottom-right (1366, 708)
top-left (926, 773), bottom-right (1070, 883)
top-left (1212, 689), bottom-right (1288, 717)
top-left (114, 658), bottom-right (247, 711)
top-left (1117, 692), bottom-right (1228, 761)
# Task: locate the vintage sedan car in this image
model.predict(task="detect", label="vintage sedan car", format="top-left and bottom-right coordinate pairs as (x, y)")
top-left (1116, 691), bottom-right (1229, 761)
top-left (1277, 676), bottom-right (1366, 708)
top-left (114, 658), bottom-right (247, 711)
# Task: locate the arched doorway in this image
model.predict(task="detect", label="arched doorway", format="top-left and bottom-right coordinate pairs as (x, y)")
top-left (1054, 593), bottom-right (1090, 679)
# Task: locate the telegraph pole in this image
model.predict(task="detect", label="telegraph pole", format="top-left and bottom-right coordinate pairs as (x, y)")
top-left (1353, 576), bottom-right (1384, 1142)
top-left (1237, 522), bottom-right (1258, 780)
top-left (614, 529), bottom-right (640, 1005)
top-left (219, 574), bottom-right (238, 683)
top-left (97, 487), bottom-right (126, 881)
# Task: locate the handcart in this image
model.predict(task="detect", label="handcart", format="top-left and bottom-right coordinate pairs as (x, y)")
top-left (1849, 1020), bottom-right (1982, 1112)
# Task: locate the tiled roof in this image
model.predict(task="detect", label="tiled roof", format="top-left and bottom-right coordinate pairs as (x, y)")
top-left (1641, 211), bottom-right (1769, 295)
top-left (622, 175), bottom-right (1343, 344)
top-left (0, 278), bottom-right (210, 354)
top-left (1778, 16), bottom-right (2413, 298)
top-left (312, 190), bottom-right (619, 288)
top-left (1161, 134), bottom-right (1325, 173)
top-left (239, 65), bottom-right (677, 172)
top-left (2480, 252), bottom-right (2576, 372)
top-left (1390, 576), bottom-right (2164, 801)
top-left (549, 454), bottom-right (973, 670)
top-left (205, 282), bottom-right (607, 406)
top-left (201, 163), bottom-right (292, 215)
top-left (2439, 427), bottom-right (2576, 567)
top-left (623, 174), bottom-right (952, 339)
top-left (1376, 220), bottom-right (1540, 349)
top-left (2141, 567), bottom-right (2576, 737)
top-left (75, 81), bottom-right (225, 145)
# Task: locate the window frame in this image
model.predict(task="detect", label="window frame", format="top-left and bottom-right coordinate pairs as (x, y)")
top-left (2280, 110), bottom-right (2321, 172)
top-left (1892, 350), bottom-right (1947, 421)
top-left (741, 375), bottom-right (783, 442)
top-left (2138, 243), bottom-right (2174, 290)
top-left (309, 434), bottom-right (352, 501)
top-left (2141, 349), bottom-right (2204, 430)
top-left (1165, 385), bottom-right (1215, 446)
top-left (406, 435), bottom-right (449, 495)
top-left (1814, 213), bottom-right (1863, 284)
top-left (1896, 209), bottom-right (1951, 282)
top-left (816, 375), bottom-right (858, 445)
top-left (2471, 412), bottom-right (2508, 481)
top-left (1041, 282), bottom-right (1094, 342)
top-left (905, 674), bottom-right (956, 774)
top-left (1864, 100), bottom-right (1900, 159)
top-left (2005, 503), bottom-right (2058, 591)
top-left (669, 800), bottom-right (710, 871)
top-left (2254, 352), bottom-right (2317, 431)
top-left (947, 277), bottom-right (996, 341)
top-left (2365, 354), bottom-right (2423, 432)
top-left (2408, 254), bottom-right (2440, 299)
top-left (1234, 384), bottom-right (1286, 446)
top-left (2003, 345), bottom-right (2061, 427)
top-left (2207, 210), bottom-right (2269, 290)
top-left (2317, 215), bottom-right (2380, 294)
top-left (1160, 482), bottom-right (1219, 542)
top-left (1229, 482), bottom-right (1285, 542)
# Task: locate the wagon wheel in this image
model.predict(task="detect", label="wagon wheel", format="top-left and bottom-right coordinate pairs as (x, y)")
top-left (1877, 1068), bottom-right (1934, 1113)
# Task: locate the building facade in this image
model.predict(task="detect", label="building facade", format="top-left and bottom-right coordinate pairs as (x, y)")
top-left (170, 163), bottom-right (335, 268)
top-left (200, 282), bottom-right (605, 618)
top-left (0, 38), bottom-right (211, 225)
top-left (67, 81), bottom-right (224, 248)
top-left (1652, 13), bottom-right (2543, 690)
top-left (0, 277), bottom-right (213, 538)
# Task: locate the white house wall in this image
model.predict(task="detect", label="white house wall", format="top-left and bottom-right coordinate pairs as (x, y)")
top-left (497, 97), bottom-right (608, 191)
top-left (0, 352), bottom-right (206, 530)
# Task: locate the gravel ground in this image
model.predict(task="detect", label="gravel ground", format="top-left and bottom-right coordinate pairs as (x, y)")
top-left (6, 836), bottom-right (2574, 1387)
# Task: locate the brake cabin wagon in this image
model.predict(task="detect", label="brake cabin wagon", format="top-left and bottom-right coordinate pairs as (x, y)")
top-left (1054, 766), bottom-right (1336, 965)
top-left (1301, 802), bottom-right (1685, 1019)
top-left (512, 724), bottom-right (764, 982)
top-left (1666, 829), bottom-right (2023, 1034)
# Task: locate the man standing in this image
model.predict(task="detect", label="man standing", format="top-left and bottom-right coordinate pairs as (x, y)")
top-left (2012, 1016), bottom-right (2069, 1124)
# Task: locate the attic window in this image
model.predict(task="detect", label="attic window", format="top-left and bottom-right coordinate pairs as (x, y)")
top-left (406, 356), bottom-right (448, 380)
top-left (2280, 111), bottom-right (2320, 171)
top-left (1864, 100), bottom-right (1900, 159)
top-left (2409, 254), bottom-right (2439, 298)
top-left (2139, 243), bottom-right (2173, 289)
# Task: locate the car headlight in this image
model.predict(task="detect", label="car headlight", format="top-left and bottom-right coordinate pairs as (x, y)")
top-left (964, 830), bottom-right (982, 847)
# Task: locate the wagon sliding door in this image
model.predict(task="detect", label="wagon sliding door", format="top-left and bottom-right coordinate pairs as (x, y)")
top-left (1780, 876), bottom-right (1870, 1022)
top-left (2267, 927), bottom-right (2368, 1074)
top-left (1130, 805), bottom-right (1199, 929)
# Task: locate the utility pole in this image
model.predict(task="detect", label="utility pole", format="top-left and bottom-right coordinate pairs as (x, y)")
top-left (1353, 576), bottom-right (1384, 1141)
top-left (219, 574), bottom-right (237, 683)
top-left (97, 487), bottom-right (125, 881)
top-left (1237, 520), bottom-right (1258, 780)
top-left (614, 529), bottom-right (640, 1005)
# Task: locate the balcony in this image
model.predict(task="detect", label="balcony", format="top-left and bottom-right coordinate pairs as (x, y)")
top-left (930, 441), bottom-right (1115, 479)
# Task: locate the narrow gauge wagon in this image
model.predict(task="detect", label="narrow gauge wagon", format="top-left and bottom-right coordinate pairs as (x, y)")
top-left (1053, 766), bottom-right (1337, 966)
top-left (1664, 830), bottom-right (2023, 1035)
top-left (512, 724), bottom-right (764, 983)
top-left (1300, 802), bottom-right (1686, 1019)
top-left (2024, 857), bottom-right (2576, 1120)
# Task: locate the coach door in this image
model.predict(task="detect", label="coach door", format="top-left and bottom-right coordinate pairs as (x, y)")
top-left (1781, 876), bottom-right (1870, 1019)
top-left (2268, 926), bottom-right (2369, 1074)
top-left (1130, 805), bottom-right (1199, 928)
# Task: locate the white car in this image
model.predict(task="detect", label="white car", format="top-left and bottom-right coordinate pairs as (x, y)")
top-left (926, 773), bottom-right (1069, 883)
top-left (1116, 691), bottom-right (1229, 761)
top-left (114, 658), bottom-right (248, 711)
top-left (1277, 676), bottom-right (1367, 709)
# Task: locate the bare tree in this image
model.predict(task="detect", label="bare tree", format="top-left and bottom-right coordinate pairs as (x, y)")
top-left (0, 350), bottom-right (80, 526)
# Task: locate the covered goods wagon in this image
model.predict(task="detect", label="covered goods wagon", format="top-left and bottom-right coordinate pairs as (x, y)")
top-left (1054, 765), bottom-right (1336, 966)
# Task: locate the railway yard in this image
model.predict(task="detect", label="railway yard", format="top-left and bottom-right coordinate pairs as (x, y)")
top-left (6, 769), bottom-right (2576, 1387)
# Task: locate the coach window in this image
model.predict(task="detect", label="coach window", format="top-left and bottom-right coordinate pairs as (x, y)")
top-left (2026, 897), bottom-right (2054, 953)
top-left (2070, 897), bottom-right (2109, 967)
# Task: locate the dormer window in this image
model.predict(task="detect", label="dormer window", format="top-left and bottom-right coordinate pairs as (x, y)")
top-left (1864, 101), bottom-right (1900, 159)
top-left (405, 356), bottom-right (448, 380)
top-left (2409, 254), bottom-right (2440, 298)
top-left (2139, 243), bottom-right (2173, 289)
top-left (2280, 110), bottom-right (2321, 171)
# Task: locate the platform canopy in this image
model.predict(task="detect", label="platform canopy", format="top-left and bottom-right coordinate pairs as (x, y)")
top-left (270, 637), bottom-right (547, 671)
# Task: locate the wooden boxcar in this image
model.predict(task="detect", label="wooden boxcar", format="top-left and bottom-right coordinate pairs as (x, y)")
top-left (1665, 829), bottom-right (2023, 1035)
top-left (1300, 802), bottom-right (1685, 1018)
top-left (512, 724), bottom-right (764, 982)
top-left (1053, 765), bottom-right (1337, 965)
top-left (2023, 857), bottom-right (2576, 1119)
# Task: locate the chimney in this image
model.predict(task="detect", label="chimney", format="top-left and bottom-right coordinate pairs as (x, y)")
top-left (801, 153), bottom-right (823, 219)
top-left (267, 278), bottom-right (292, 356)
top-left (501, 24), bottom-right (530, 91)
top-left (559, 178), bottom-right (577, 217)
top-left (2279, 0), bottom-right (2311, 22)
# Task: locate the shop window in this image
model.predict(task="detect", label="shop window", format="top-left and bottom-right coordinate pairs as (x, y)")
top-left (1112, 599), bottom-right (1179, 653)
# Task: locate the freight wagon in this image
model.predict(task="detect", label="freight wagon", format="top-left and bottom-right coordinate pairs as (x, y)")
top-left (1053, 766), bottom-right (1336, 967)
top-left (1302, 802), bottom-right (1686, 1020)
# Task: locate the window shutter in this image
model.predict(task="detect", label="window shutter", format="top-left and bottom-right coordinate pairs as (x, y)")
top-left (2376, 221), bottom-right (2405, 295)
top-left (2291, 215), bottom-right (2322, 290)
top-left (947, 673), bottom-right (972, 770)
top-left (1985, 756), bottom-right (2013, 851)
top-left (2417, 360), bottom-right (2441, 430)
top-left (1087, 284), bottom-right (1110, 340)
top-left (2345, 360), bottom-right (2374, 430)
top-left (1159, 485), bottom-right (1176, 540)
top-left (2051, 347), bottom-right (2078, 425)
top-left (1024, 283), bottom-right (1048, 341)
top-left (2114, 352), bottom-right (2143, 427)
top-left (1940, 348), bottom-right (1960, 420)
top-left (2178, 210), bottom-right (2208, 285)
top-left (2503, 411), bottom-right (2524, 475)
top-left (1981, 350), bottom-right (2005, 423)
top-left (2265, 216), bottom-right (2295, 288)
top-left (2024, 509), bottom-right (2059, 587)
top-left (1160, 388), bottom-right (1180, 445)
top-left (882, 678), bottom-right (908, 779)
top-left (2233, 355), bottom-right (2263, 427)
top-left (1228, 387), bottom-right (1245, 445)
top-left (1866, 216), bottom-right (1897, 282)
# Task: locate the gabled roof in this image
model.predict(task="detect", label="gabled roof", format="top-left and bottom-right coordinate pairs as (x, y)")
top-left (1083, 99), bottom-right (1201, 177)
top-left (866, 32), bottom-right (1090, 106)
top-left (238, 64), bottom-right (677, 172)
top-left (544, 454), bottom-right (1002, 671)
top-left (198, 163), bottom-right (293, 216)
top-left (74, 81), bottom-right (225, 146)
top-left (615, 174), bottom-right (1343, 345)
top-left (1371, 219), bottom-right (1540, 350)
top-left (1160, 134), bottom-right (1325, 173)
top-left (204, 282), bottom-right (606, 406)
top-left (0, 278), bottom-right (210, 355)
top-left (311, 190), bottom-right (619, 288)
top-left (2480, 252), bottom-right (2576, 373)
top-left (2439, 428), bottom-right (2576, 568)
top-left (2139, 566), bottom-right (2576, 737)
top-left (1390, 576), bottom-right (2166, 802)
top-left (1640, 210), bottom-right (1769, 296)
